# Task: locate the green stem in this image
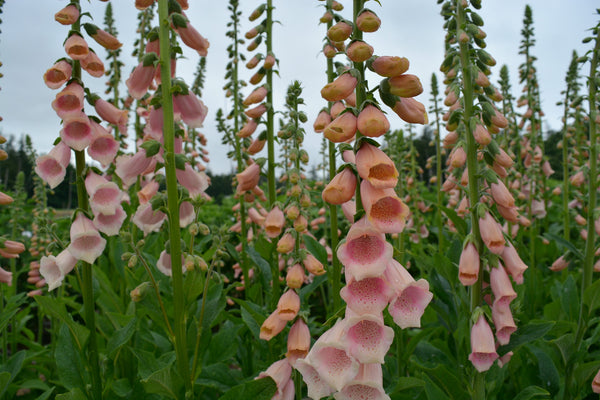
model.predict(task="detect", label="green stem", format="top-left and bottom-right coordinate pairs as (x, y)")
top-left (266, 0), bottom-right (275, 206)
top-left (157, 0), bottom-right (192, 395)
top-left (432, 81), bottom-right (445, 250)
top-left (352, 0), bottom-right (365, 214)
top-left (561, 86), bottom-right (571, 241)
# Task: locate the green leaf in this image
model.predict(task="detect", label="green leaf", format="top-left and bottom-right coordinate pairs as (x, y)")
top-left (206, 320), bottom-right (242, 365)
top-left (497, 320), bottom-right (555, 355)
top-left (0, 372), bottom-right (11, 398)
top-left (423, 376), bottom-right (451, 400)
top-left (236, 299), bottom-right (265, 340)
top-left (543, 232), bottom-right (584, 260)
top-left (196, 363), bottom-right (240, 392)
top-left (131, 348), bottom-right (170, 381)
top-left (35, 296), bottom-right (89, 351)
top-left (220, 377), bottom-right (277, 400)
top-left (512, 386), bottom-right (550, 400)
top-left (107, 317), bottom-right (137, 359)
top-left (33, 387), bottom-right (55, 400)
top-left (55, 324), bottom-right (87, 392)
top-left (247, 245), bottom-right (272, 288)
top-left (528, 346), bottom-right (560, 394)
top-left (559, 275), bottom-right (579, 321)
top-left (440, 205), bottom-right (467, 237)
top-left (0, 293), bottom-right (26, 332)
top-left (302, 234), bottom-right (328, 265)
top-left (390, 377), bottom-right (426, 394)
top-left (142, 366), bottom-right (183, 400)
top-left (424, 365), bottom-right (470, 400)
top-left (583, 278), bottom-right (600, 314)
top-left (55, 388), bottom-right (87, 400)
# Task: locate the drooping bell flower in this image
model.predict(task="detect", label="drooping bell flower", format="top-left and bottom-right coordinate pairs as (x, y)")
top-left (322, 167), bottom-right (357, 205)
top-left (60, 112), bottom-right (93, 151)
top-left (83, 23), bottom-right (122, 50)
top-left (592, 368), bottom-right (600, 394)
top-left (80, 50), bottom-right (105, 78)
top-left (550, 255), bottom-right (569, 272)
top-left (35, 141), bottom-right (71, 189)
top-left (491, 301), bottom-right (517, 346)
top-left (87, 121), bottom-right (119, 167)
top-left (356, 104), bottom-right (390, 138)
top-left (277, 290), bottom-right (300, 321)
top-left (55, 4), bottom-right (79, 25)
top-left (93, 205), bottom-right (127, 236)
top-left (265, 206), bottom-right (285, 238)
top-left (385, 259), bottom-right (433, 329)
top-left (260, 310), bottom-right (287, 341)
top-left (360, 180), bottom-right (409, 234)
top-left (330, 101), bottom-right (346, 119)
top-left (342, 309), bottom-right (394, 364)
top-left (355, 142), bottom-right (398, 189)
top-left (356, 9), bottom-right (381, 32)
top-left (157, 250), bottom-right (177, 276)
top-left (286, 263), bottom-right (305, 289)
top-left (295, 359), bottom-right (335, 400)
top-left (335, 363), bottom-right (390, 400)
top-left (247, 137), bottom-right (266, 155)
top-left (490, 264), bottom-right (517, 308)
top-left (369, 55), bottom-right (409, 77)
top-left (323, 111), bottom-right (357, 143)
top-left (337, 217), bottom-right (392, 281)
top-left (0, 265), bottom-right (12, 286)
top-left (85, 171), bottom-right (123, 216)
top-left (64, 34), bottom-right (89, 60)
top-left (126, 53), bottom-right (158, 100)
top-left (257, 359), bottom-right (292, 398)
top-left (93, 97), bottom-right (129, 133)
top-left (326, 20), bottom-right (353, 42)
top-left (340, 276), bottom-right (391, 315)
top-left (173, 91), bottom-right (208, 128)
top-left (237, 119), bottom-right (258, 138)
top-left (468, 314), bottom-right (499, 372)
top-left (44, 60), bottom-right (72, 89)
top-left (391, 97), bottom-right (428, 125)
top-left (244, 103), bottom-right (267, 120)
top-left (346, 40), bottom-right (374, 63)
top-left (67, 213), bottom-right (107, 264)
top-left (52, 82), bottom-right (85, 119)
top-left (286, 319), bottom-right (311, 367)
top-left (303, 253), bottom-right (326, 276)
top-left (40, 249), bottom-right (78, 291)
top-left (301, 319), bottom-right (360, 391)
top-left (132, 202), bottom-right (167, 236)
top-left (236, 163), bottom-right (261, 193)
top-left (386, 74), bottom-right (423, 98)
top-left (314, 110), bottom-right (332, 133)
top-left (321, 72), bottom-right (358, 102)
top-left (176, 163), bottom-right (209, 199)
top-left (277, 232), bottom-right (295, 254)
top-left (500, 242), bottom-right (527, 284)
top-left (458, 242), bottom-right (480, 286)
top-left (171, 13), bottom-right (210, 56)
top-left (179, 201), bottom-right (195, 228)
top-left (479, 211), bottom-right (506, 254)
top-left (243, 86), bottom-right (268, 106)
top-left (135, 0), bottom-right (155, 9)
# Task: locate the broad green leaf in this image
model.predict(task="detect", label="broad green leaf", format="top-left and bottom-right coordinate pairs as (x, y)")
top-left (206, 320), bottom-right (242, 365)
top-left (512, 386), bottom-right (550, 400)
top-left (574, 360), bottom-right (600, 387)
top-left (559, 275), bottom-right (579, 321)
top-left (551, 333), bottom-right (575, 365)
top-left (196, 363), bottom-right (240, 392)
top-left (583, 278), bottom-right (600, 314)
top-left (110, 378), bottom-right (133, 398)
top-left (247, 245), bottom-right (272, 288)
top-left (423, 376), bottom-right (451, 400)
top-left (0, 372), bottom-right (11, 398)
top-left (35, 296), bottom-right (89, 351)
top-left (389, 377), bottom-right (426, 394)
top-left (497, 320), bottom-right (555, 355)
top-left (220, 377), bottom-right (277, 400)
top-left (107, 317), bottom-right (137, 359)
top-left (0, 293), bottom-right (26, 332)
top-left (239, 301), bottom-right (264, 340)
top-left (424, 365), bottom-right (470, 400)
top-left (34, 387), bottom-right (55, 400)
top-left (55, 388), bottom-right (87, 400)
top-left (528, 346), bottom-right (560, 394)
top-left (302, 234), bottom-right (328, 265)
top-left (55, 324), bottom-right (86, 392)
top-left (131, 348), bottom-right (171, 381)
top-left (142, 366), bottom-right (183, 400)
top-left (200, 281), bottom-right (226, 330)
top-left (185, 269), bottom-right (205, 304)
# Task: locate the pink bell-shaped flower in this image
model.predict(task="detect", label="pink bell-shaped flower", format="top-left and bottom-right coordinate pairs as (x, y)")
top-left (176, 164), bottom-right (209, 199)
top-left (340, 276), bottom-right (391, 315)
top-left (126, 58), bottom-right (157, 100)
top-left (115, 148), bottom-right (155, 188)
top-left (500, 241), bottom-right (527, 284)
top-left (0, 265), bottom-right (12, 286)
top-left (286, 319), bottom-right (310, 367)
top-left (265, 206), bottom-right (285, 238)
top-left (87, 121), bottom-right (119, 167)
top-left (132, 202), bottom-right (167, 236)
top-left (355, 142), bottom-right (398, 189)
top-left (295, 359), bottom-right (335, 400)
top-left (179, 201), bottom-right (195, 228)
top-left (44, 60), bottom-right (72, 89)
top-left (39, 249), bottom-right (77, 291)
top-left (490, 263), bottom-right (517, 308)
top-left (93, 205), bottom-right (127, 236)
top-left (336, 217), bottom-right (393, 281)
top-left (236, 163), bottom-right (261, 193)
top-left (491, 301), bottom-right (517, 346)
top-left (257, 359), bottom-right (292, 398)
top-left (468, 314), bottom-right (499, 372)
top-left (342, 309), bottom-right (394, 364)
top-left (458, 242), bottom-right (480, 286)
top-left (360, 180), bottom-right (409, 234)
top-left (334, 363), bottom-right (391, 400)
top-left (60, 112), bottom-right (93, 151)
top-left (67, 213), bottom-right (106, 264)
top-left (52, 82), bottom-right (85, 119)
top-left (94, 97), bottom-right (129, 134)
top-left (85, 171), bottom-right (123, 216)
top-left (34, 141), bottom-right (71, 189)
top-left (172, 14), bottom-right (210, 56)
top-left (173, 91), bottom-right (208, 128)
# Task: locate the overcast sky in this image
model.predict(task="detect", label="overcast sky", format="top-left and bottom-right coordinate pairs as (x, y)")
top-left (0, 1), bottom-right (597, 175)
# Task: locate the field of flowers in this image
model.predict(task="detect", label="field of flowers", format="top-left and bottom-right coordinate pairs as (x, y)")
top-left (0, 0), bottom-right (599, 399)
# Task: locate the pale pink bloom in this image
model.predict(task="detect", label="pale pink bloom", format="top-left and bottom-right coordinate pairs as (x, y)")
top-left (491, 301), bottom-right (517, 345)
top-left (244, 103), bottom-right (267, 119)
top-left (295, 359), bottom-right (335, 399)
top-left (531, 199), bottom-right (546, 218)
top-left (55, 4), bottom-right (79, 25)
top-left (260, 310), bottom-right (287, 341)
top-left (173, 92), bottom-right (208, 128)
top-left (336, 217), bottom-right (393, 281)
top-left (179, 201), bottom-right (195, 228)
top-left (277, 232), bottom-right (295, 254)
top-left (458, 242), bottom-right (480, 286)
top-left (257, 359), bottom-right (292, 398)
top-left (277, 290), bottom-right (300, 321)
top-left (237, 119), bottom-right (258, 138)
top-left (236, 163), bottom-right (261, 193)
top-left (80, 50), bottom-right (105, 78)
top-left (592, 368), bottom-right (600, 394)
top-left (60, 113), bottom-right (93, 151)
top-left (35, 142), bottom-right (71, 189)
top-left (355, 142), bottom-right (398, 189)
top-left (286, 319), bottom-right (311, 367)
top-left (64, 34), bottom-right (89, 60)
top-left (157, 250), bottom-right (176, 276)
top-left (322, 167), bottom-right (357, 205)
top-left (490, 181), bottom-right (514, 208)
top-left (342, 149), bottom-right (356, 164)
top-left (360, 180), bottom-right (410, 234)
top-left (126, 59), bottom-right (157, 100)
top-left (137, 180), bottom-right (159, 204)
top-left (44, 60), bottom-right (72, 89)
top-left (94, 98), bottom-right (128, 133)
top-left (500, 242), bottom-right (528, 284)
top-left (85, 171), bottom-right (122, 216)
top-left (93, 205), bottom-right (127, 236)
top-left (542, 160), bottom-right (555, 177)
top-left (342, 309), bottom-right (394, 364)
top-left (321, 72), bottom-right (357, 102)
top-left (497, 351), bottom-right (513, 368)
top-left (243, 86), bottom-right (268, 106)
top-left (52, 82), bottom-right (85, 119)
top-left (277, 378), bottom-right (294, 400)
top-left (550, 255), bottom-right (569, 272)
top-left (176, 164), bottom-right (209, 199)
top-left (341, 200), bottom-right (356, 222)
top-left (313, 110), bottom-right (332, 133)
top-left (340, 276), bottom-right (391, 315)
top-left (115, 149), bottom-right (154, 187)
top-left (67, 213), bottom-right (107, 264)
top-left (0, 265), bottom-right (12, 286)
top-left (323, 112), bottom-right (358, 143)
top-left (303, 253), bottom-right (326, 276)
top-left (479, 212), bottom-right (506, 254)
top-left (132, 202), bottom-right (167, 236)
top-left (391, 97), bottom-right (428, 125)
top-left (469, 315), bottom-right (499, 372)
top-left (40, 249), bottom-right (78, 291)
top-left (248, 207), bottom-right (266, 225)
top-left (303, 319), bottom-right (360, 391)
top-left (265, 206), bottom-right (285, 238)
top-left (570, 170), bottom-right (585, 187)
top-left (87, 121), bottom-right (119, 167)
top-left (173, 16), bottom-right (210, 56)
top-left (490, 264), bottom-right (517, 308)
top-left (385, 259), bottom-right (433, 329)
top-left (334, 363), bottom-right (390, 400)
top-left (356, 104), bottom-right (390, 138)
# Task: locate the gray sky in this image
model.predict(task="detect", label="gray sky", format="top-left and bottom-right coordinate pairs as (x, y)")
top-left (0, 1), bottom-right (597, 175)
